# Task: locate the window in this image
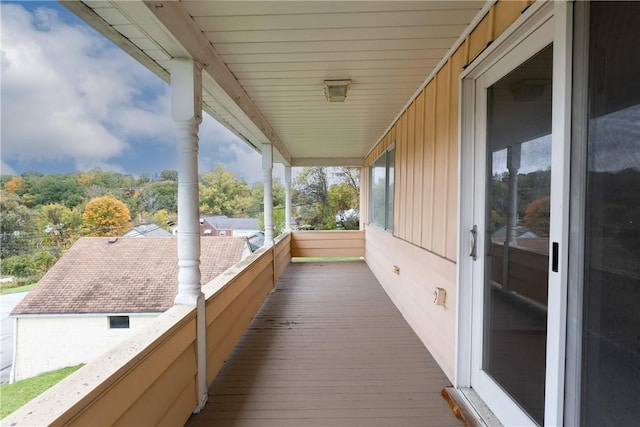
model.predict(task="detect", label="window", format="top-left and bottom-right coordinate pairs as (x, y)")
top-left (109, 316), bottom-right (130, 329)
top-left (370, 147), bottom-right (394, 231)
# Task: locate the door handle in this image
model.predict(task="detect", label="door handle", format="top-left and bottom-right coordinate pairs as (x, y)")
top-left (470, 225), bottom-right (478, 261)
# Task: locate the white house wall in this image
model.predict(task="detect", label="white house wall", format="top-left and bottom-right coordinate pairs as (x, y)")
top-left (12, 315), bottom-right (158, 381)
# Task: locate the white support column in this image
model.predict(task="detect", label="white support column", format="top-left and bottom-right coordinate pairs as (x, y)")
top-left (284, 166), bottom-right (292, 231)
top-left (262, 143), bottom-right (274, 244)
top-left (359, 166), bottom-right (366, 230)
top-left (171, 58), bottom-right (207, 412)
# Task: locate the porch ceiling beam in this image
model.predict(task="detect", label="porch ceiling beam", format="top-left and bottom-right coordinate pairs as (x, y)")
top-left (292, 157), bottom-right (364, 167)
top-left (143, 1), bottom-right (292, 166)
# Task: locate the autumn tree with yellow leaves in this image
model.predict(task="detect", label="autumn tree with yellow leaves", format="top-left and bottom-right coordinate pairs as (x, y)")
top-left (82, 196), bottom-right (131, 236)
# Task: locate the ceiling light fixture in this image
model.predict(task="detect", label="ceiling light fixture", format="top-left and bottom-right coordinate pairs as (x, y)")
top-left (323, 79), bottom-right (351, 102)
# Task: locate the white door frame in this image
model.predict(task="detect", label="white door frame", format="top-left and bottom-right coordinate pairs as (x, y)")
top-left (456, 1), bottom-right (573, 425)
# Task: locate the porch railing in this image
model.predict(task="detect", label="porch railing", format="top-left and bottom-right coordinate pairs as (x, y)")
top-left (3, 233), bottom-right (293, 426)
top-left (3, 230), bottom-right (364, 426)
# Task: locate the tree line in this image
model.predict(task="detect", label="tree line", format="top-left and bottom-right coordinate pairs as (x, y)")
top-left (0, 166), bottom-right (359, 287)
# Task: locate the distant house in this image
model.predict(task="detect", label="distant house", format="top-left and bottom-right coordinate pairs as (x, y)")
top-left (123, 223), bottom-right (172, 238)
top-left (10, 236), bottom-right (246, 381)
top-left (199, 215), bottom-right (260, 237)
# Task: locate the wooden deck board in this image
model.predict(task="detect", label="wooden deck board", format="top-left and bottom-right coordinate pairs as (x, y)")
top-left (186, 261), bottom-right (461, 427)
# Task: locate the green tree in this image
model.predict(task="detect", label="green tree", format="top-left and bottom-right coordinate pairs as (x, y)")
top-left (160, 170), bottom-right (178, 182)
top-left (328, 183), bottom-right (359, 229)
top-left (258, 208), bottom-right (286, 237)
top-left (29, 174), bottom-right (87, 208)
top-left (139, 180), bottom-right (178, 213)
top-left (137, 173), bottom-right (151, 186)
top-left (36, 203), bottom-right (82, 249)
top-left (248, 178), bottom-right (286, 217)
top-left (82, 196), bottom-right (131, 236)
top-left (293, 167), bottom-right (334, 229)
top-left (1, 255), bottom-right (37, 277)
top-left (0, 191), bottom-right (36, 258)
top-left (0, 250), bottom-right (56, 279)
top-left (156, 209), bottom-right (177, 229)
top-left (199, 165), bottom-right (251, 217)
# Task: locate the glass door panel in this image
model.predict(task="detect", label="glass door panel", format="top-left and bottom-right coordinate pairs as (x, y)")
top-left (581, 2), bottom-right (640, 425)
top-left (484, 45), bottom-right (553, 425)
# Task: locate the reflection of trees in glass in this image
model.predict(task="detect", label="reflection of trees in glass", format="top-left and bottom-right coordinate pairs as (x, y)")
top-left (524, 196), bottom-right (550, 237)
top-left (490, 169), bottom-right (551, 235)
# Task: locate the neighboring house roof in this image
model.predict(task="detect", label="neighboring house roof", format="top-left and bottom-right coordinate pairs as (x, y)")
top-left (11, 237), bottom-right (246, 316)
top-left (202, 215), bottom-right (260, 231)
top-left (123, 224), bottom-right (172, 238)
top-left (247, 232), bottom-right (265, 253)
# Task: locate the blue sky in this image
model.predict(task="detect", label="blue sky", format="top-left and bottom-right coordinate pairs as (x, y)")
top-left (1, 1), bottom-right (278, 183)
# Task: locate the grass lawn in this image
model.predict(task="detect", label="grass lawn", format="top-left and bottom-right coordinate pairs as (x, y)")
top-left (0, 283), bottom-right (35, 296)
top-left (0, 364), bottom-right (83, 419)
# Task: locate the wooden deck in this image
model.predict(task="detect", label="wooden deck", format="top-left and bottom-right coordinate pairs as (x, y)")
top-left (186, 261), bottom-right (462, 427)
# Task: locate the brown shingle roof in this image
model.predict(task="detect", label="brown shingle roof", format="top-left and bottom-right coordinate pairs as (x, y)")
top-left (11, 237), bottom-right (246, 315)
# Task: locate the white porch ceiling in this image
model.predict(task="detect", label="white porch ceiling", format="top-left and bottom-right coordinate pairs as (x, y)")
top-left (63, 1), bottom-right (488, 166)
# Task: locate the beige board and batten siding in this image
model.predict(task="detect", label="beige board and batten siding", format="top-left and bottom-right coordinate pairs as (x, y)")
top-left (364, 0), bottom-right (530, 381)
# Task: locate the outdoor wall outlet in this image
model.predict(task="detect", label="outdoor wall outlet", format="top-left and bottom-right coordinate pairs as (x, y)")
top-left (393, 265), bottom-right (400, 275)
top-left (434, 287), bottom-right (446, 306)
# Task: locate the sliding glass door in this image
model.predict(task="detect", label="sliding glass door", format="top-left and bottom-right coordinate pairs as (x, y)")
top-left (570, 2), bottom-right (640, 425)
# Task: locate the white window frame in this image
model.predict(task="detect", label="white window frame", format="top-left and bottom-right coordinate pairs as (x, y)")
top-left (369, 145), bottom-right (395, 232)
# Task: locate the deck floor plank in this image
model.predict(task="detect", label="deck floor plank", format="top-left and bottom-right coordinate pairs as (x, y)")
top-left (186, 261), bottom-right (461, 427)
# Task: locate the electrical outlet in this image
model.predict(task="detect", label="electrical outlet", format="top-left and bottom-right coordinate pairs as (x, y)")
top-left (433, 287), bottom-right (446, 306)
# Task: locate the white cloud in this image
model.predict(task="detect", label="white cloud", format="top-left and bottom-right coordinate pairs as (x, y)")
top-left (198, 116), bottom-right (263, 183)
top-left (1, 161), bottom-right (17, 176)
top-left (0, 3), bottom-right (283, 184)
top-left (0, 3), bottom-right (173, 171)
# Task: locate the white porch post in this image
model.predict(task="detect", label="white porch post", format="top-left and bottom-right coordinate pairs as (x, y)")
top-left (171, 58), bottom-right (207, 412)
top-left (284, 166), bottom-right (292, 231)
top-left (359, 166), bottom-right (366, 230)
top-left (262, 143), bottom-right (274, 244)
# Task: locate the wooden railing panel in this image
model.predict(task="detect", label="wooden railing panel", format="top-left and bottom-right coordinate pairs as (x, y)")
top-left (204, 253), bottom-right (272, 327)
top-left (292, 230), bottom-right (364, 240)
top-left (67, 317), bottom-right (197, 426)
top-left (113, 346), bottom-right (196, 426)
top-left (291, 230), bottom-right (365, 258)
top-left (156, 376), bottom-right (197, 426)
top-left (203, 246), bottom-right (275, 384)
top-left (274, 233), bottom-right (292, 280)
top-left (206, 274), bottom-right (273, 383)
top-left (205, 261), bottom-right (272, 354)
